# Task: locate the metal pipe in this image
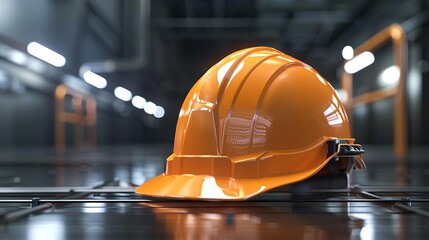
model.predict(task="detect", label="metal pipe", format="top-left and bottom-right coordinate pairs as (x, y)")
top-left (0, 187), bottom-right (135, 194)
top-left (79, 0), bottom-right (150, 76)
top-left (352, 187), bottom-right (429, 218)
top-left (2, 186), bottom-right (429, 194)
top-left (0, 181), bottom-right (108, 224)
top-left (0, 203), bottom-right (54, 223)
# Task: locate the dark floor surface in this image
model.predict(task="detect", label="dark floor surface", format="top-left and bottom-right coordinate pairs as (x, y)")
top-left (0, 144), bottom-right (428, 239)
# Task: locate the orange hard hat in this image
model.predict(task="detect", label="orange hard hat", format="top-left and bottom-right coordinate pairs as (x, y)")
top-left (136, 46), bottom-right (365, 200)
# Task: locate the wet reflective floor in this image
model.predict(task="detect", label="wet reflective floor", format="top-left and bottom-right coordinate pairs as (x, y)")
top-left (0, 145), bottom-right (429, 239)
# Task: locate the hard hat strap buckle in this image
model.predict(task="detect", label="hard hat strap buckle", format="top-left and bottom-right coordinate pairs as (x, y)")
top-left (327, 139), bottom-right (365, 157)
top-left (326, 138), bottom-right (365, 171)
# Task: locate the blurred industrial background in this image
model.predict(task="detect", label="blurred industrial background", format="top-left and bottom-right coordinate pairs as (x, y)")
top-left (0, 0), bottom-right (427, 148)
top-left (1, 1), bottom-right (429, 239)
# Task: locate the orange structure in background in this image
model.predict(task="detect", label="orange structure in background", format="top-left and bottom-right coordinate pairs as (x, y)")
top-left (341, 24), bottom-right (408, 158)
top-left (54, 84), bottom-right (97, 151)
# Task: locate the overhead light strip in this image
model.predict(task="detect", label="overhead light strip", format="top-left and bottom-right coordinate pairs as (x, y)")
top-left (27, 42), bottom-right (66, 67)
top-left (344, 51), bottom-right (375, 74)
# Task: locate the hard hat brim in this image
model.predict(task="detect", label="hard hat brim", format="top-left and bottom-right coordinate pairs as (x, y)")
top-left (135, 158), bottom-right (332, 201)
top-left (135, 138), bottom-right (365, 201)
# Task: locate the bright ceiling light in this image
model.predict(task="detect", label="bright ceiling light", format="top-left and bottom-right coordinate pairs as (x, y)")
top-left (342, 46), bottom-right (354, 60)
top-left (8, 50), bottom-right (28, 65)
top-left (132, 96), bottom-right (146, 109)
top-left (83, 71), bottom-right (107, 89)
top-left (144, 101), bottom-right (157, 114)
top-left (27, 42), bottom-right (66, 67)
top-left (154, 106), bottom-right (165, 118)
top-left (114, 86), bottom-right (132, 101)
top-left (344, 51), bottom-right (375, 74)
top-left (379, 65), bottom-right (400, 86)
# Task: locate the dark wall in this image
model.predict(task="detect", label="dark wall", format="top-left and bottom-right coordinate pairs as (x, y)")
top-left (0, 0), bottom-right (157, 147)
top-left (0, 69), bottom-right (151, 147)
top-left (0, 87), bottom-right (53, 146)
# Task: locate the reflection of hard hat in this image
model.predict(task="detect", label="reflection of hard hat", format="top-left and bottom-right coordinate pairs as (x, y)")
top-left (142, 202), bottom-right (364, 239)
top-left (136, 46), bottom-right (365, 200)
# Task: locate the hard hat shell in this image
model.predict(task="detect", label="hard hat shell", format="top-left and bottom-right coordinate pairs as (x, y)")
top-left (136, 46), bottom-right (364, 200)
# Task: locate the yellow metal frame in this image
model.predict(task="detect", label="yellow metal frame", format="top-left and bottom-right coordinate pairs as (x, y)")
top-left (341, 24), bottom-right (408, 158)
top-left (54, 84), bottom-right (97, 151)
